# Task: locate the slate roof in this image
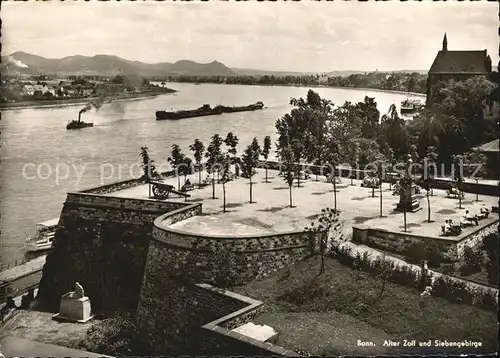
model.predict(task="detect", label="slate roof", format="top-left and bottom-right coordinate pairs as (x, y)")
top-left (429, 50), bottom-right (490, 74)
top-left (476, 139), bottom-right (499, 153)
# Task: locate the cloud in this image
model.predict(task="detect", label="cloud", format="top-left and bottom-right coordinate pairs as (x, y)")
top-left (1, 0), bottom-right (498, 72)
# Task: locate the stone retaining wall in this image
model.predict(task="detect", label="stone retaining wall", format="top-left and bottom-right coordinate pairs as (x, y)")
top-left (256, 160), bottom-right (499, 196)
top-left (353, 219), bottom-right (500, 261)
top-left (137, 280), bottom-right (294, 356)
top-left (36, 192), bottom-right (188, 313)
top-left (151, 207), bottom-right (318, 285)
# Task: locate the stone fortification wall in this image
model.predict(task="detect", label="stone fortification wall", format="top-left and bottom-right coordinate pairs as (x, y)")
top-left (36, 192), bottom-right (187, 313)
top-left (137, 281), bottom-right (295, 356)
top-left (353, 219), bottom-right (499, 261)
top-left (151, 207), bottom-right (316, 285)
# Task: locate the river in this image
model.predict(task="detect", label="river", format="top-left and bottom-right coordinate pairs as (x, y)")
top-left (0, 82), bottom-right (424, 265)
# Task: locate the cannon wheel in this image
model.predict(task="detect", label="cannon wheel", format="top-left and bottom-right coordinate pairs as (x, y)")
top-left (152, 184), bottom-right (168, 199)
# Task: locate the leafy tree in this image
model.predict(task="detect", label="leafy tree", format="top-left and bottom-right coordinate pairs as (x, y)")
top-left (323, 138), bottom-right (341, 211)
top-left (399, 175), bottom-right (413, 232)
top-left (328, 101), bottom-right (363, 160)
top-left (276, 91), bottom-right (324, 188)
top-left (250, 137), bottom-right (261, 160)
top-left (111, 75), bottom-right (125, 85)
top-left (179, 156), bottom-right (193, 201)
top-left (205, 134), bottom-right (224, 198)
top-left (421, 146), bottom-right (438, 222)
top-left (167, 144), bottom-right (185, 190)
top-left (463, 246), bottom-right (483, 273)
top-left (381, 142), bottom-right (395, 189)
top-left (241, 144), bottom-right (259, 203)
top-left (294, 90), bottom-right (332, 181)
top-left (304, 207), bottom-right (341, 275)
top-left (374, 154), bottom-right (388, 217)
top-left (412, 108), bottom-right (444, 155)
top-left (357, 96), bottom-right (380, 139)
top-left (219, 153), bottom-right (232, 213)
top-left (278, 144), bottom-right (296, 208)
top-left (261, 135), bottom-right (272, 183)
top-left (463, 149), bottom-right (488, 202)
top-left (345, 140), bottom-right (360, 185)
top-left (434, 76), bottom-right (496, 149)
top-left (381, 104), bottom-right (408, 159)
top-left (451, 150), bottom-right (487, 209)
top-left (482, 230), bottom-right (499, 285)
top-left (224, 132), bottom-right (239, 163)
top-left (359, 139), bottom-right (383, 198)
top-left (139, 146), bottom-right (160, 182)
top-left (189, 139), bottom-right (205, 188)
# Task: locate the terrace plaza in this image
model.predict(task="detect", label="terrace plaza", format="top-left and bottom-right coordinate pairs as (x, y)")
top-left (107, 168), bottom-right (498, 241)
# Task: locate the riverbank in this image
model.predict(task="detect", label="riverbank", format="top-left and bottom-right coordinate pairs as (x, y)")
top-left (168, 81), bottom-right (426, 98)
top-left (0, 90), bottom-right (177, 111)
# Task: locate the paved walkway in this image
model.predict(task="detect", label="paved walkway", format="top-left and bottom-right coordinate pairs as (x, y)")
top-left (0, 336), bottom-right (112, 358)
top-left (0, 256), bottom-right (46, 282)
top-left (333, 239), bottom-right (498, 298)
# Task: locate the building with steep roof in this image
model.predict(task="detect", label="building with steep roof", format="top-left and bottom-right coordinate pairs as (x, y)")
top-left (426, 33), bottom-right (492, 105)
top-left (475, 138), bottom-right (499, 179)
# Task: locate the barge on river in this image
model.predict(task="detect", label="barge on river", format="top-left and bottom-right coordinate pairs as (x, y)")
top-left (156, 101), bottom-right (264, 120)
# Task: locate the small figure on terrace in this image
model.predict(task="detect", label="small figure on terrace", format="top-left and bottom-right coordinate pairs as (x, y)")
top-left (443, 220), bottom-right (451, 234)
top-left (463, 210), bottom-right (479, 226)
top-left (479, 204), bottom-right (490, 218)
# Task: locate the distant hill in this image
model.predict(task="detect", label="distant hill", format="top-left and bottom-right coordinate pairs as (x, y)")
top-left (233, 68), bottom-right (429, 77)
top-left (1, 52), bottom-right (237, 77)
top-left (1, 51), bottom-right (431, 78)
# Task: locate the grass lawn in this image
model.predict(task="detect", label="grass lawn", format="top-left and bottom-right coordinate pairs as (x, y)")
top-left (234, 255), bottom-right (498, 356)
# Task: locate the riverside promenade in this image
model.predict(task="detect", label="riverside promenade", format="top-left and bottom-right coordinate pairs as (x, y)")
top-left (0, 256), bottom-right (46, 283)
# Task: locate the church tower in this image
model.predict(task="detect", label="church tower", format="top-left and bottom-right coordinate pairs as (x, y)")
top-left (442, 33), bottom-right (448, 52)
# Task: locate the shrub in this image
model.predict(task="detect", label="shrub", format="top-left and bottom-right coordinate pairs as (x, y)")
top-left (82, 313), bottom-right (136, 356)
top-left (332, 241), bottom-right (498, 312)
top-left (459, 263), bottom-right (479, 277)
top-left (425, 242), bottom-right (443, 268)
top-left (482, 231), bottom-right (499, 285)
top-left (464, 246), bottom-right (483, 272)
top-left (441, 263), bottom-right (455, 275)
top-left (480, 291), bottom-right (498, 311)
top-left (279, 280), bottom-right (325, 305)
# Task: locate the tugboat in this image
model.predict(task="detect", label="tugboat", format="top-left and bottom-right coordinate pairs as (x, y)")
top-left (24, 218), bottom-right (59, 253)
top-left (66, 107), bottom-right (94, 130)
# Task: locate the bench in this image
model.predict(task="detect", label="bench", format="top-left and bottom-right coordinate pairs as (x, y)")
top-left (326, 175), bottom-right (342, 184)
top-left (148, 180), bottom-right (190, 199)
top-left (441, 225), bottom-right (462, 236)
top-left (446, 188), bottom-right (464, 199)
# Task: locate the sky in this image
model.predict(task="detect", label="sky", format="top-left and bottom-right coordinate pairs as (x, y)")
top-left (2, 0), bottom-right (499, 72)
